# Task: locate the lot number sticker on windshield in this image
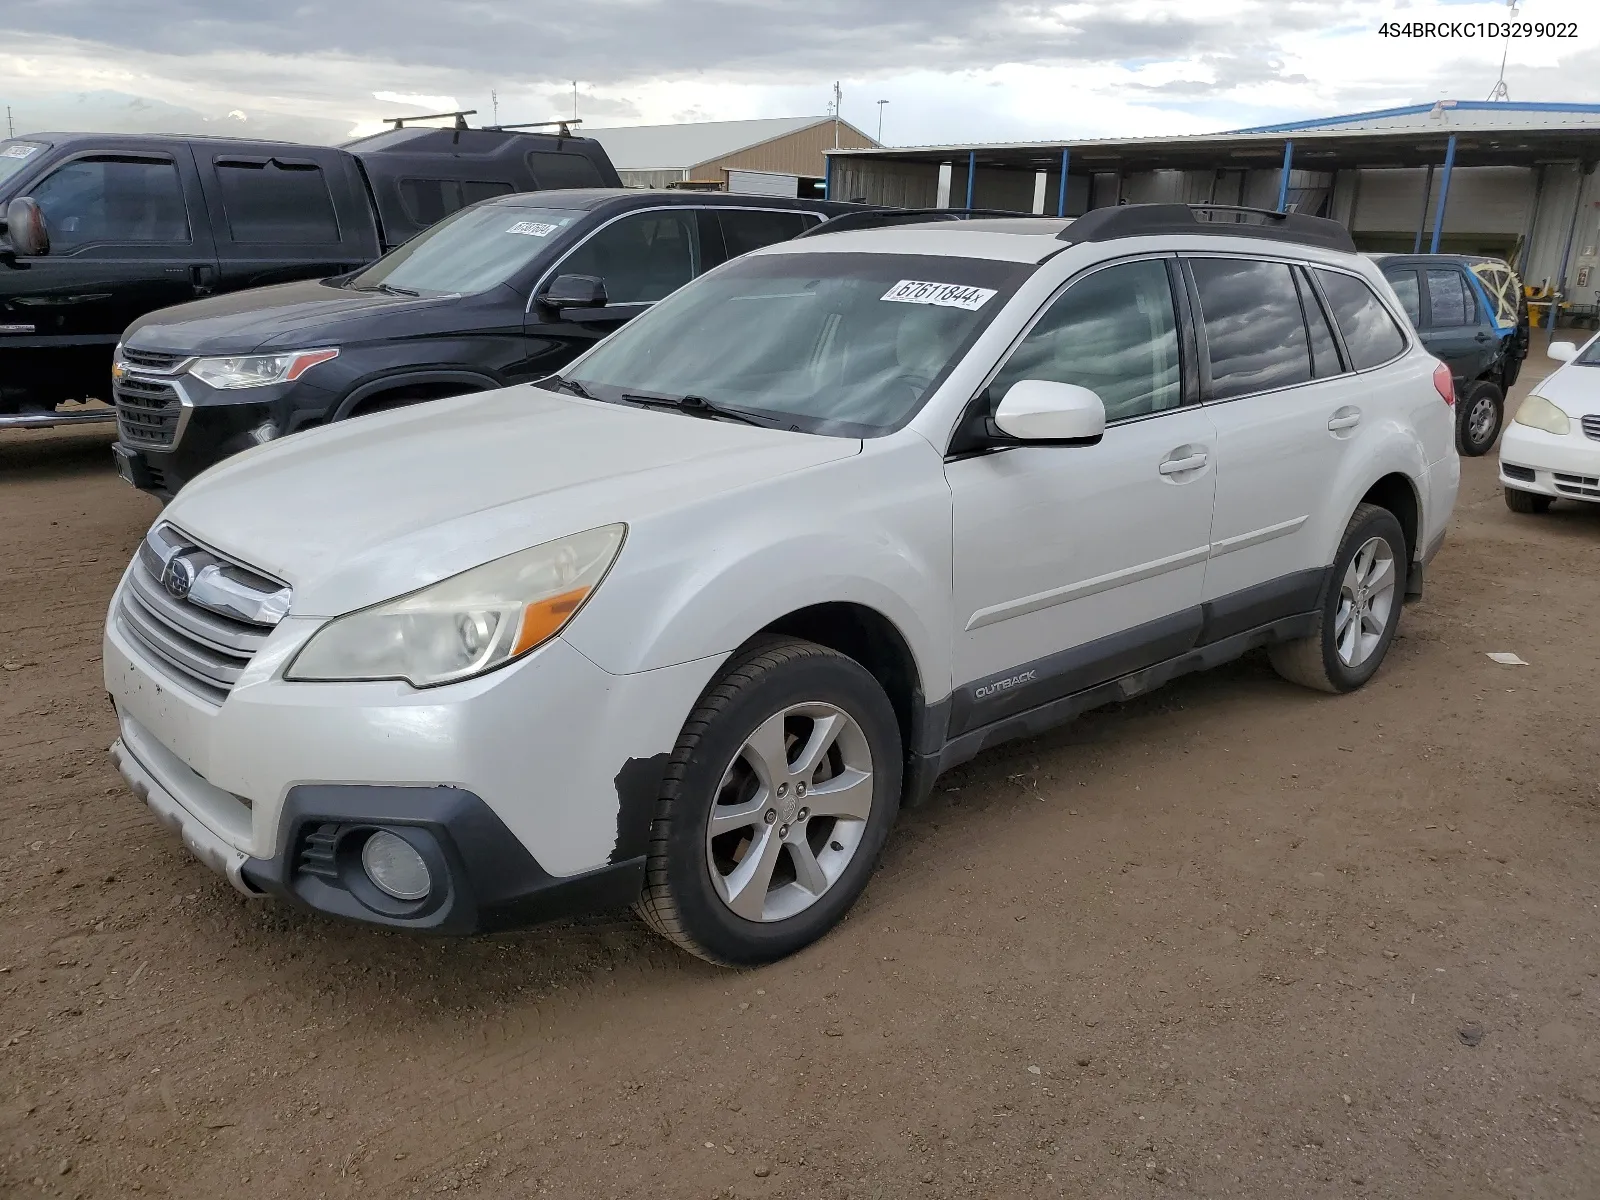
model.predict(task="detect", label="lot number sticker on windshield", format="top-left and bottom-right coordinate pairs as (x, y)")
top-left (881, 280), bottom-right (997, 310)
top-left (1, 144), bottom-right (39, 159)
top-left (507, 221), bottom-right (563, 237)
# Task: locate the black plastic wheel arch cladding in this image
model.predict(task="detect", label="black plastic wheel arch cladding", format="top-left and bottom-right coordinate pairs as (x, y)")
top-left (611, 753), bottom-right (670, 864)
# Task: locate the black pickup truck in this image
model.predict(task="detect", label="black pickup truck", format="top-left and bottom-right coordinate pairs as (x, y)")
top-left (0, 123), bottom-right (619, 429)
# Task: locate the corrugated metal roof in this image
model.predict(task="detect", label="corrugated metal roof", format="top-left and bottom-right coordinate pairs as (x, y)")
top-left (585, 116), bottom-right (830, 170)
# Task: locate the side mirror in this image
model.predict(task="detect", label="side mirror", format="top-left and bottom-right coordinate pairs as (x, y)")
top-left (992, 380), bottom-right (1106, 445)
top-left (1548, 340), bottom-right (1579, 363)
top-left (540, 274), bottom-right (607, 312)
top-left (4, 197), bottom-right (49, 256)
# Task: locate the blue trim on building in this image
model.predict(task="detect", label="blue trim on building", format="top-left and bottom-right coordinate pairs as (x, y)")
top-left (1056, 148), bottom-right (1069, 218)
top-left (1229, 99), bottom-right (1600, 135)
top-left (1276, 141), bottom-right (1294, 212)
top-left (1429, 135), bottom-right (1457, 254)
top-left (966, 150), bottom-right (977, 209)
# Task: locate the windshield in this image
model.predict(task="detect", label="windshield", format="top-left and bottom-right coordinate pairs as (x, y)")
top-left (0, 140), bottom-right (48, 190)
top-left (557, 251), bottom-right (1032, 436)
top-left (347, 204), bottom-right (584, 296)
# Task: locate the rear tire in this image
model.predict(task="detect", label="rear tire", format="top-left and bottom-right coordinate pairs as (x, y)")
top-left (635, 637), bottom-right (902, 966)
top-left (1456, 379), bottom-right (1503, 457)
top-left (1504, 487), bottom-right (1552, 514)
top-left (1269, 503), bottom-right (1407, 694)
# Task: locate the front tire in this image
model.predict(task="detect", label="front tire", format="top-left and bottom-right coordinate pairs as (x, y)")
top-left (635, 637), bottom-right (902, 966)
top-left (1269, 503), bottom-right (1407, 694)
top-left (1504, 487), bottom-right (1552, 514)
top-left (1456, 379), bottom-right (1504, 457)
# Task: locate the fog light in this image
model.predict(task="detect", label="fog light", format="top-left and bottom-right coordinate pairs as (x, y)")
top-left (361, 830), bottom-right (431, 900)
top-left (250, 420), bottom-right (280, 445)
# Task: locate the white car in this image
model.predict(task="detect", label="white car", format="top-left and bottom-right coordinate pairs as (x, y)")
top-left (104, 203), bottom-right (1459, 965)
top-left (1499, 333), bottom-right (1600, 512)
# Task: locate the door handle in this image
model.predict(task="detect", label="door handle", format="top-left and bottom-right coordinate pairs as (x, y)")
top-left (190, 264), bottom-right (219, 294)
top-left (1158, 452), bottom-right (1208, 476)
top-left (1328, 410), bottom-right (1362, 431)
top-left (1475, 331), bottom-right (1492, 343)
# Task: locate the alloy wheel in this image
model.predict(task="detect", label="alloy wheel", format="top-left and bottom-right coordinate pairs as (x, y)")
top-left (1334, 535), bottom-right (1397, 667)
top-left (704, 702), bottom-right (875, 923)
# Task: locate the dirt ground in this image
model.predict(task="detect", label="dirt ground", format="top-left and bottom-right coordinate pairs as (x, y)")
top-left (3, 358), bottom-right (1598, 1200)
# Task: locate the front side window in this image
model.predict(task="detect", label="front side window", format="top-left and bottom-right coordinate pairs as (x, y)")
top-left (1316, 270), bottom-right (1408, 370)
top-left (718, 210), bottom-right (815, 258)
top-left (988, 258), bottom-right (1181, 422)
top-left (555, 211), bottom-right (701, 304)
top-left (1191, 258), bottom-right (1311, 400)
top-left (559, 251), bottom-right (1031, 436)
top-left (215, 159), bottom-right (338, 244)
top-left (1386, 269), bottom-right (1421, 325)
top-left (1426, 268), bottom-right (1472, 327)
top-left (347, 204), bottom-right (582, 296)
top-left (30, 157), bottom-right (189, 249)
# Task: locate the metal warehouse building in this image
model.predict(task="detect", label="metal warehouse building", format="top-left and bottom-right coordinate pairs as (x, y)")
top-left (825, 101), bottom-right (1600, 315)
top-left (589, 115), bottom-right (876, 197)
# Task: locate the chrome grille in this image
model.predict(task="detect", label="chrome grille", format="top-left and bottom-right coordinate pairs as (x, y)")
top-left (115, 525), bottom-right (290, 706)
top-left (114, 376), bottom-right (183, 448)
top-left (1582, 415), bottom-right (1600, 442)
top-left (121, 347), bottom-right (188, 372)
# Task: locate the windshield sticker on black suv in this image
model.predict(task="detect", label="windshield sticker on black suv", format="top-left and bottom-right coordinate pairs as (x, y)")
top-left (507, 220), bottom-right (565, 237)
top-left (0, 144), bottom-right (39, 159)
top-left (881, 280), bottom-right (998, 310)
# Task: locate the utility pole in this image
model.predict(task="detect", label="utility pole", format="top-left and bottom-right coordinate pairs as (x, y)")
top-left (573, 81), bottom-right (579, 122)
top-left (832, 81), bottom-right (841, 148)
top-left (1488, 0), bottom-right (1517, 99)
top-left (5, 106), bottom-right (12, 139)
top-left (491, 90), bottom-right (499, 124)
top-left (876, 99), bottom-right (888, 144)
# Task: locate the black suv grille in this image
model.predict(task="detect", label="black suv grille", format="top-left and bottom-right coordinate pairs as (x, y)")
top-left (114, 376), bottom-right (182, 448)
top-left (121, 347), bottom-right (188, 372)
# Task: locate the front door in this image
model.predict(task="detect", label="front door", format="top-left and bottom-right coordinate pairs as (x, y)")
top-left (946, 256), bottom-right (1217, 737)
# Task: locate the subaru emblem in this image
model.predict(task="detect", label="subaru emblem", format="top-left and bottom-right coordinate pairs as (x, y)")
top-left (164, 555), bottom-right (197, 600)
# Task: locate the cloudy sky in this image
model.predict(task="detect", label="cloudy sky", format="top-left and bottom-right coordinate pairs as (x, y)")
top-left (1, 0), bottom-right (1597, 147)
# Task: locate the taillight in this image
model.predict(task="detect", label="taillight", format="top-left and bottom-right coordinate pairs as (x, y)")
top-left (1432, 360), bottom-right (1455, 406)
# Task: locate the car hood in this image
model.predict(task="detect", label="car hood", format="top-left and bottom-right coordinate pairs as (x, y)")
top-left (162, 386), bottom-right (860, 616)
top-left (1531, 361), bottom-right (1600, 417)
top-left (120, 279), bottom-right (469, 355)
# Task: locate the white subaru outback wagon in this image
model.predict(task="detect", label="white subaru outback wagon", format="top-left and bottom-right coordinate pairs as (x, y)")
top-left (105, 203), bottom-right (1459, 965)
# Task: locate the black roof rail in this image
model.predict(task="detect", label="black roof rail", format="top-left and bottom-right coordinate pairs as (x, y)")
top-left (384, 109), bottom-right (477, 131)
top-left (1056, 203), bottom-right (1356, 253)
top-left (795, 207), bottom-right (1061, 238)
top-left (484, 118), bottom-right (585, 138)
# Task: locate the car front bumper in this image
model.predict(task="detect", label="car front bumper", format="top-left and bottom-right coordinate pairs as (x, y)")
top-left (104, 569), bottom-right (723, 931)
top-left (1498, 421), bottom-right (1600, 502)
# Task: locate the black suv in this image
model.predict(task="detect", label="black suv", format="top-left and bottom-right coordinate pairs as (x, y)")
top-left (1373, 253), bottom-right (1530, 456)
top-left (112, 189), bottom-right (863, 497)
top-left (0, 125), bottom-right (619, 429)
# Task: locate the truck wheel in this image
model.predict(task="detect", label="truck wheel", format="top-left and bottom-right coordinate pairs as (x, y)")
top-left (635, 637), bottom-right (902, 966)
top-left (1456, 380), bottom-right (1503, 457)
top-left (1504, 487), bottom-right (1552, 514)
top-left (1269, 503), bottom-right (1407, 695)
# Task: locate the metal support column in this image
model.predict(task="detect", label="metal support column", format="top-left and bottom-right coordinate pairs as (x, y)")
top-left (1517, 164), bottom-right (1545, 279)
top-left (1057, 148), bottom-right (1070, 218)
top-left (965, 150), bottom-right (977, 210)
top-left (1551, 161), bottom-right (1593, 348)
top-left (1413, 164), bottom-right (1435, 253)
top-left (823, 155), bottom-right (833, 201)
top-left (1276, 141), bottom-right (1294, 212)
top-left (1428, 135), bottom-right (1457, 254)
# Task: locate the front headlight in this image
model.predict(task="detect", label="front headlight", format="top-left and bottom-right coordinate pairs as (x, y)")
top-left (285, 524), bottom-right (626, 687)
top-left (1512, 393), bottom-right (1570, 436)
top-left (188, 348), bottom-right (339, 390)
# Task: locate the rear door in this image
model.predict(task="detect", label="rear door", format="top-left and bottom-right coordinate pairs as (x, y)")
top-left (196, 145), bottom-right (380, 292)
top-left (8, 144), bottom-right (215, 354)
top-left (1421, 265), bottom-right (1495, 389)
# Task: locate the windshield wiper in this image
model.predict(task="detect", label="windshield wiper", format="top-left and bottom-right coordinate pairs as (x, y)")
top-left (352, 282), bottom-right (420, 297)
top-left (549, 376), bottom-right (596, 399)
top-left (620, 392), bottom-right (774, 428)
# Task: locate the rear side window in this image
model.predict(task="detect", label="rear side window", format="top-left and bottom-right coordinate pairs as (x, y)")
top-left (1295, 268), bottom-right (1343, 379)
top-left (30, 157), bottom-right (190, 248)
top-left (1316, 270), bottom-right (1408, 370)
top-left (718, 210), bottom-right (815, 258)
top-left (526, 151), bottom-right (607, 189)
top-left (1426, 268), bottom-right (1473, 327)
top-left (1190, 258), bottom-right (1312, 400)
top-left (397, 178), bottom-right (514, 226)
top-left (1386, 269), bottom-right (1421, 325)
top-left (215, 159), bottom-right (339, 244)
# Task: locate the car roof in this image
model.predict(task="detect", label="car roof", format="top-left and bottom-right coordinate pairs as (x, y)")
top-left (482, 188), bottom-right (866, 214)
top-left (763, 223), bottom-right (1069, 263)
top-left (1371, 252), bottom-right (1515, 270)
